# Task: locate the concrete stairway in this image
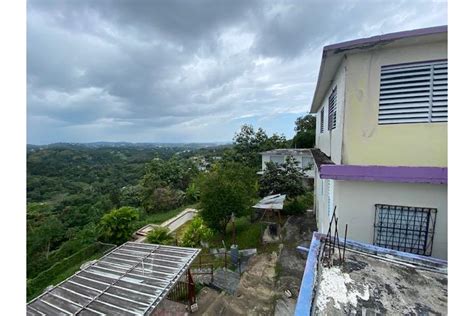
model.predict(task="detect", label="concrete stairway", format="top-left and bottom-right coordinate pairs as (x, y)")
top-left (209, 268), bottom-right (241, 294)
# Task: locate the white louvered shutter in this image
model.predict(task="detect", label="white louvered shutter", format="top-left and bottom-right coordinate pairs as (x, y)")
top-left (378, 60), bottom-right (447, 124)
top-left (320, 107), bottom-right (325, 133)
top-left (328, 87), bottom-right (337, 130)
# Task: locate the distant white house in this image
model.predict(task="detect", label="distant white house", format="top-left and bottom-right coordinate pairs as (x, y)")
top-left (259, 149), bottom-right (315, 179)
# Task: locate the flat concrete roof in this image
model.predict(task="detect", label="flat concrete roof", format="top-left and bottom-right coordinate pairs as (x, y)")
top-left (27, 242), bottom-right (200, 315)
top-left (313, 249), bottom-right (447, 315)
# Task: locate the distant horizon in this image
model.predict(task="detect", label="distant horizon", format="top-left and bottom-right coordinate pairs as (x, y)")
top-left (27, 140), bottom-right (234, 146)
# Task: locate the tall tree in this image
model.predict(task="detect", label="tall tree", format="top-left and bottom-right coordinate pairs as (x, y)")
top-left (140, 157), bottom-right (196, 212)
top-left (258, 156), bottom-right (307, 198)
top-left (233, 124), bottom-right (288, 169)
top-left (292, 114), bottom-right (316, 148)
top-left (198, 162), bottom-right (257, 236)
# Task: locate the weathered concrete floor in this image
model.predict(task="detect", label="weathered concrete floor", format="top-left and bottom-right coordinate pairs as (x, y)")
top-left (211, 268), bottom-right (241, 294)
top-left (314, 250), bottom-right (448, 315)
top-left (152, 299), bottom-right (188, 315)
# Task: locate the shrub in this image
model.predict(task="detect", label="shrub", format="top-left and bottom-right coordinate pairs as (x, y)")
top-left (185, 182), bottom-right (200, 203)
top-left (98, 207), bottom-right (139, 245)
top-left (180, 217), bottom-right (214, 248)
top-left (282, 198), bottom-right (306, 215)
top-left (146, 227), bottom-right (175, 245)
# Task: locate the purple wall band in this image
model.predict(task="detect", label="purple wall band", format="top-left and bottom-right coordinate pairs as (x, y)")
top-left (319, 164), bottom-right (447, 184)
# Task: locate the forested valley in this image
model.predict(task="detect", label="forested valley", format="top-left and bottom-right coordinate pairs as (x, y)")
top-left (26, 115), bottom-right (315, 300)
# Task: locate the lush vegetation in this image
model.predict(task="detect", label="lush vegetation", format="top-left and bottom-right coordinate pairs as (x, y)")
top-left (146, 227), bottom-right (175, 245)
top-left (26, 145), bottom-right (218, 282)
top-left (198, 162), bottom-right (257, 235)
top-left (27, 114), bottom-right (315, 297)
top-left (259, 156), bottom-right (307, 198)
top-left (291, 114), bottom-right (316, 148)
top-left (180, 217), bottom-right (214, 248)
top-left (98, 207), bottom-right (140, 244)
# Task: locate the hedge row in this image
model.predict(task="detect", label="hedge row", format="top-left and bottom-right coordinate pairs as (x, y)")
top-left (27, 242), bottom-right (115, 301)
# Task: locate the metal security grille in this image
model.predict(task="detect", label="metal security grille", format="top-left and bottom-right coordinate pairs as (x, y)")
top-left (378, 60), bottom-right (447, 124)
top-left (373, 204), bottom-right (437, 256)
top-left (328, 87), bottom-right (337, 130)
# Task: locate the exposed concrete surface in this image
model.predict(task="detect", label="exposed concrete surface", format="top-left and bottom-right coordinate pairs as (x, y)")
top-left (152, 299), bottom-right (188, 315)
top-left (274, 214), bottom-right (317, 315)
top-left (313, 249), bottom-right (448, 315)
top-left (193, 214), bottom-right (316, 316)
top-left (211, 268), bottom-right (241, 294)
top-left (134, 208), bottom-right (198, 242)
top-left (197, 253), bottom-right (279, 315)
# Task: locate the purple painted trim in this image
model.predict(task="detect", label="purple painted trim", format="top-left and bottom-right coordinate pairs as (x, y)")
top-left (319, 164), bottom-right (447, 184)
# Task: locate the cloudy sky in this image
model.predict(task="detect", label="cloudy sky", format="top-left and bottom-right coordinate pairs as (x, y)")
top-left (27, 0), bottom-right (447, 144)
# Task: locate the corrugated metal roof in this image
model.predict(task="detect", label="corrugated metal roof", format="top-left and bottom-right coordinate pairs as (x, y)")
top-left (253, 194), bottom-right (286, 210)
top-left (27, 242), bottom-right (200, 316)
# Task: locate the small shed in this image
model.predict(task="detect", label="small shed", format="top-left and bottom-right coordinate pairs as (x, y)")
top-left (253, 194), bottom-right (286, 241)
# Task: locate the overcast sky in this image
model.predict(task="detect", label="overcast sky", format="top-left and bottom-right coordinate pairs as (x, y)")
top-left (27, 0), bottom-right (447, 144)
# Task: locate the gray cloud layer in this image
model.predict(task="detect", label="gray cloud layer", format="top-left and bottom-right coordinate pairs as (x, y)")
top-left (27, 0), bottom-right (447, 144)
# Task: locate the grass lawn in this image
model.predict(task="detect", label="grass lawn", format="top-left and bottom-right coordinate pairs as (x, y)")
top-left (173, 220), bottom-right (193, 241)
top-left (210, 216), bottom-right (262, 250)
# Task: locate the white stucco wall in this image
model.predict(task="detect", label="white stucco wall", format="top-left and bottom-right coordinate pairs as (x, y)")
top-left (315, 59), bottom-right (346, 164)
top-left (318, 180), bottom-right (447, 259)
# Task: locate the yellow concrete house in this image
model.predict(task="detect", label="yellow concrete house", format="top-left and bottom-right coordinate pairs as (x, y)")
top-left (310, 26), bottom-right (447, 259)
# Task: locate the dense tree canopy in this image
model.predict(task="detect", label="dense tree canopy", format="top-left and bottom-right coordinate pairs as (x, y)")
top-left (140, 157), bottom-right (197, 212)
top-left (258, 156), bottom-right (307, 198)
top-left (232, 124), bottom-right (288, 169)
top-left (292, 114), bottom-right (316, 148)
top-left (198, 162), bottom-right (257, 235)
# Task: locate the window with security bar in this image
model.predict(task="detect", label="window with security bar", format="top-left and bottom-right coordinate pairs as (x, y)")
top-left (378, 60), bottom-right (447, 124)
top-left (373, 204), bottom-right (437, 256)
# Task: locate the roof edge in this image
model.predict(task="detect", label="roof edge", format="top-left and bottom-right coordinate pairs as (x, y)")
top-left (310, 25), bottom-right (447, 113)
top-left (324, 25), bottom-right (447, 52)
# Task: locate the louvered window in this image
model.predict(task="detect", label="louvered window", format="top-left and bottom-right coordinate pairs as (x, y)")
top-left (328, 87), bottom-right (337, 130)
top-left (320, 107), bottom-right (325, 133)
top-left (378, 60), bottom-right (448, 124)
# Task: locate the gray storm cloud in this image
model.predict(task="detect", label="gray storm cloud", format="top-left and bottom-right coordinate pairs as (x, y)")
top-left (27, 0), bottom-right (447, 144)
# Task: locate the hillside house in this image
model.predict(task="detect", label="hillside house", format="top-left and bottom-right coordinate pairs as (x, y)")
top-left (310, 26), bottom-right (447, 259)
